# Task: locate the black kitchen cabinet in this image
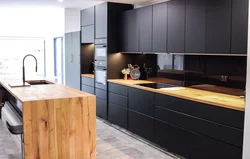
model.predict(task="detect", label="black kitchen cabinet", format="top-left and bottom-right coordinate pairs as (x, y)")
top-left (190, 132), bottom-right (242, 159)
top-left (206, 0), bottom-right (232, 53)
top-left (152, 2), bottom-right (168, 53)
top-left (128, 87), bottom-right (154, 117)
top-left (81, 76), bottom-right (94, 87)
top-left (81, 25), bottom-right (94, 43)
top-left (167, 0), bottom-right (185, 53)
top-left (81, 85), bottom-right (94, 95)
top-left (95, 3), bottom-right (107, 39)
top-left (108, 102), bottom-right (127, 129)
top-left (96, 97), bottom-right (107, 119)
top-left (185, 0), bottom-right (206, 53)
top-left (155, 119), bottom-right (193, 158)
top-left (138, 6), bottom-right (153, 52)
top-left (120, 9), bottom-right (139, 52)
top-left (108, 83), bottom-right (128, 96)
top-left (128, 110), bottom-right (154, 142)
top-left (81, 7), bottom-right (94, 26)
top-left (231, 0), bottom-right (249, 54)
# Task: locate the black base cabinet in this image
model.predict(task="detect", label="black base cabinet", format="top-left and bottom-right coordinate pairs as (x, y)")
top-left (96, 97), bottom-right (107, 119)
top-left (155, 120), bottom-right (193, 158)
top-left (108, 102), bottom-right (127, 129)
top-left (128, 110), bottom-right (154, 142)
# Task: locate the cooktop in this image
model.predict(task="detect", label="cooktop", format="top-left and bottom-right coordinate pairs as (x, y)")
top-left (135, 81), bottom-right (200, 89)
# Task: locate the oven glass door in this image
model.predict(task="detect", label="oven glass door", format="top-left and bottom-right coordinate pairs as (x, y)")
top-left (95, 45), bottom-right (107, 61)
top-left (95, 67), bottom-right (107, 90)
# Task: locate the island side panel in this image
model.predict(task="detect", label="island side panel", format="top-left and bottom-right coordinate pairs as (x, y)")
top-left (22, 96), bottom-right (96, 159)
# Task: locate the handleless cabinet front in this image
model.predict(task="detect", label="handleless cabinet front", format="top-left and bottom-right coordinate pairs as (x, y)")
top-left (95, 3), bottom-right (108, 39)
top-left (81, 25), bottom-right (94, 43)
top-left (81, 7), bottom-right (94, 26)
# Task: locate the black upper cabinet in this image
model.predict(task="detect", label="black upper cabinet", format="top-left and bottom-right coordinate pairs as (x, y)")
top-left (138, 6), bottom-right (153, 52)
top-left (120, 9), bottom-right (139, 52)
top-left (152, 2), bottom-right (168, 53)
top-left (167, 0), bottom-right (186, 53)
top-left (206, 0), bottom-right (232, 54)
top-left (231, 0), bottom-right (249, 54)
top-left (185, 0), bottom-right (206, 53)
top-left (81, 7), bottom-right (94, 26)
top-left (81, 25), bottom-right (94, 43)
top-left (95, 3), bottom-right (108, 39)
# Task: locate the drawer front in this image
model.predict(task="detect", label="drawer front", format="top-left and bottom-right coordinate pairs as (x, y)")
top-left (128, 87), bottom-right (154, 117)
top-left (155, 106), bottom-right (243, 147)
top-left (108, 92), bottom-right (127, 108)
top-left (128, 110), bottom-right (154, 142)
top-left (108, 102), bottom-right (127, 129)
top-left (96, 97), bottom-right (107, 119)
top-left (155, 93), bottom-right (244, 129)
top-left (95, 88), bottom-right (107, 100)
top-left (81, 85), bottom-right (94, 95)
top-left (108, 83), bottom-right (128, 96)
top-left (81, 76), bottom-right (94, 87)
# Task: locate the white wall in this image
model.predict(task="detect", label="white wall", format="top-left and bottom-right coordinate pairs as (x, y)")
top-left (64, 8), bottom-right (81, 33)
top-left (0, 7), bottom-right (65, 79)
top-left (243, 1), bottom-right (250, 158)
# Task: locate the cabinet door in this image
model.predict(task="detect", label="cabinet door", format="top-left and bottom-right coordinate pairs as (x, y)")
top-left (81, 7), bottom-right (94, 26)
top-left (81, 25), bottom-right (94, 43)
top-left (185, 0), bottom-right (206, 53)
top-left (167, 0), bottom-right (185, 53)
top-left (231, 0), bottom-right (249, 54)
top-left (95, 3), bottom-right (107, 39)
top-left (81, 85), bottom-right (94, 95)
top-left (108, 102), bottom-right (127, 129)
top-left (65, 33), bottom-right (73, 88)
top-left (128, 87), bottom-right (154, 117)
top-left (155, 120), bottom-right (193, 158)
top-left (190, 133), bottom-right (242, 159)
top-left (127, 10), bottom-right (139, 52)
top-left (96, 97), bottom-right (107, 119)
top-left (206, 0), bottom-right (231, 53)
top-left (152, 2), bottom-right (167, 53)
top-left (128, 110), bottom-right (154, 142)
top-left (138, 6), bottom-right (153, 52)
top-left (71, 31), bottom-right (80, 90)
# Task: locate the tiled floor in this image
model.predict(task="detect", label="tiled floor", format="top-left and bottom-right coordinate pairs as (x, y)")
top-left (0, 118), bottom-right (178, 159)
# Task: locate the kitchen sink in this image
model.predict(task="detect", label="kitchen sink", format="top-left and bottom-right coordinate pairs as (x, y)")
top-left (27, 80), bottom-right (54, 85)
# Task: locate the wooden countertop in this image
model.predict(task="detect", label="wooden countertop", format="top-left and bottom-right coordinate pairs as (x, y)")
top-left (81, 74), bottom-right (94, 78)
top-left (0, 79), bottom-right (93, 102)
top-left (108, 79), bottom-right (245, 112)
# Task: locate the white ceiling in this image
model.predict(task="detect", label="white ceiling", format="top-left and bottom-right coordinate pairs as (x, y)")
top-left (0, 0), bottom-right (164, 9)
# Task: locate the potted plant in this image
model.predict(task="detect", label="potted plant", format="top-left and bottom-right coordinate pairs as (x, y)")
top-left (121, 68), bottom-right (130, 80)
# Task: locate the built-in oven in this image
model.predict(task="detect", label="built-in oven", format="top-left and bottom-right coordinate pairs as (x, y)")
top-left (95, 60), bottom-right (107, 90)
top-left (94, 38), bottom-right (107, 61)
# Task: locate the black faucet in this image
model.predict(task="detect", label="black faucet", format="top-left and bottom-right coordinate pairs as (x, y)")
top-left (22, 54), bottom-right (38, 85)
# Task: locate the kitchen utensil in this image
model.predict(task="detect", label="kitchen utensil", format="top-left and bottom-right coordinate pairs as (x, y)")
top-left (130, 65), bottom-right (140, 80)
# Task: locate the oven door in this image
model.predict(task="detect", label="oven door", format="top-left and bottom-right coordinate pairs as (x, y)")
top-left (95, 67), bottom-right (107, 90)
top-left (95, 44), bottom-right (107, 61)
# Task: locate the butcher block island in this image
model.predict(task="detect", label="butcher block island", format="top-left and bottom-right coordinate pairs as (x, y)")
top-left (0, 79), bottom-right (96, 159)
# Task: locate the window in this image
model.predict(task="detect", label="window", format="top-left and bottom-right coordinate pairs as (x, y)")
top-left (0, 37), bottom-right (45, 78)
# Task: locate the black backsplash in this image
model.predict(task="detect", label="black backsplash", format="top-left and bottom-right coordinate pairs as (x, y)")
top-left (184, 56), bottom-right (246, 89)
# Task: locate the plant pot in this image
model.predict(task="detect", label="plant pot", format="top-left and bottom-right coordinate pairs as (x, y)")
top-left (124, 74), bottom-right (128, 80)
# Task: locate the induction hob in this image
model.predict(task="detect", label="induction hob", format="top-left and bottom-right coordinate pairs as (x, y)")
top-left (135, 81), bottom-right (200, 89)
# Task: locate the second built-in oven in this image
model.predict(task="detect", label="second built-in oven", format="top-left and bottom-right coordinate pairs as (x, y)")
top-left (94, 60), bottom-right (107, 90)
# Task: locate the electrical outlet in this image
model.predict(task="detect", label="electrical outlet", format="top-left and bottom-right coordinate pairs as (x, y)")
top-left (221, 75), bottom-right (229, 82)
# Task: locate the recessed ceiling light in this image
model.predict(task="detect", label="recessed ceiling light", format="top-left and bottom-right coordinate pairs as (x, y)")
top-left (58, 0), bottom-right (63, 2)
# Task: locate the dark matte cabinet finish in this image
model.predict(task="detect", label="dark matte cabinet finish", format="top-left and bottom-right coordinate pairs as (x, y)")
top-left (81, 76), bottom-right (94, 87)
top-left (185, 0), bottom-right (206, 53)
top-left (96, 97), bottom-right (107, 119)
top-left (206, 0), bottom-right (232, 53)
top-left (108, 102), bottom-right (128, 129)
top-left (108, 83), bottom-right (128, 96)
top-left (167, 0), bottom-right (185, 53)
top-left (95, 3), bottom-right (108, 39)
top-left (81, 25), bottom-right (94, 43)
top-left (231, 0), bottom-right (249, 54)
top-left (128, 87), bottom-right (154, 117)
top-left (81, 7), bottom-right (94, 26)
top-left (155, 120), bottom-right (193, 158)
top-left (190, 133), bottom-right (242, 159)
top-left (81, 85), bottom-right (94, 95)
top-left (128, 110), bottom-right (154, 142)
top-left (152, 2), bottom-right (168, 53)
top-left (138, 6), bottom-right (153, 52)
top-left (108, 92), bottom-right (127, 108)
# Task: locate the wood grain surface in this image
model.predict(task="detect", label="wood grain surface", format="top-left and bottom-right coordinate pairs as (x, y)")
top-left (81, 74), bottom-right (95, 79)
top-left (108, 79), bottom-right (245, 111)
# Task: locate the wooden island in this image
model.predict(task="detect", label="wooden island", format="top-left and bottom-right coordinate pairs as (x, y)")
top-left (0, 79), bottom-right (96, 159)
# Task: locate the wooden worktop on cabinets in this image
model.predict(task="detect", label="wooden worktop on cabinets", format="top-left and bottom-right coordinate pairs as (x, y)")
top-left (0, 78), bottom-right (96, 159)
top-left (108, 79), bottom-right (245, 112)
top-left (81, 74), bottom-right (94, 79)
